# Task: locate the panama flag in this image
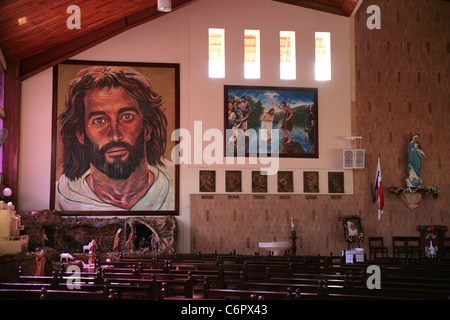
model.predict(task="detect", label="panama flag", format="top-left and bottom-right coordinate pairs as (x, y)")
top-left (374, 155), bottom-right (384, 220)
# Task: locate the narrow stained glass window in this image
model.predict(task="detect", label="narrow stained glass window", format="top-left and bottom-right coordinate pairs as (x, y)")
top-left (244, 29), bottom-right (260, 79)
top-left (315, 32), bottom-right (331, 81)
top-left (280, 31), bottom-right (296, 80)
top-left (209, 28), bottom-right (225, 78)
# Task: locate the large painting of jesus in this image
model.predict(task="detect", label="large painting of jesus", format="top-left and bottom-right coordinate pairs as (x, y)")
top-left (224, 85), bottom-right (318, 158)
top-left (51, 60), bottom-right (179, 215)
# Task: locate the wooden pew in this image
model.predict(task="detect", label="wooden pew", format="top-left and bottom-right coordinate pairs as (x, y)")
top-left (236, 272), bottom-right (360, 298)
top-left (324, 292), bottom-right (409, 300)
top-left (54, 275), bottom-right (194, 300)
top-left (100, 263), bottom-right (225, 289)
top-left (351, 285), bottom-right (449, 300)
top-left (15, 265), bottom-right (194, 300)
top-left (204, 288), bottom-right (296, 300)
top-left (319, 280), bottom-right (421, 300)
top-left (112, 261), bottom-right (254, 289)
top-left (238, 280), bottom-right (324, 296)
top-left (0, 287), bottom-right (114, 300)
top-left (18, 266), bottom-right (102, 285)
top-left (202, 277), bottom-right (317, 300)
top-left (100, 275), bottom-right (196, 299)
top-left (384, 274), bottom-right (450, 287)
top-left (10, 252), bottom-right (450, 300)
top-left (1, 282), bottom-right (53, 290)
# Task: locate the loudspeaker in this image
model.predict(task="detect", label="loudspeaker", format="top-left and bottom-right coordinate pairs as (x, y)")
top-left (343, 149), bottom-right (365, 169)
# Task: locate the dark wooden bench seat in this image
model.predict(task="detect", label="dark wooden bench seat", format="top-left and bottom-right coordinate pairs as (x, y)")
top-left (384, 274), bottom-right (450, 286)
top-left (238, 281), bottom-right (325, 296)
top-left (0, 287), bottom-right (113, 300)
top-left (100, 264), bottom-right (225, 288)
top-left (100, 276), bottom-right (196, 299)
top-left (325, 293), bottom-right (409, 300)
top-left (351, 285), bottom-right (449, 300)
top-left (204, 288), bottom-right (298, 300)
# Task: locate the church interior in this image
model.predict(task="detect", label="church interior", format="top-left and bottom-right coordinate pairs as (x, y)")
top-left (0, 0), bottom-right (449, 304)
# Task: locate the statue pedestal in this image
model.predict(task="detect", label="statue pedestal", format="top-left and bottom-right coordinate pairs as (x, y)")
top-left (400, 192), bottom-right (423, 209)
top-left (389, 186), bottom-right (439, 210)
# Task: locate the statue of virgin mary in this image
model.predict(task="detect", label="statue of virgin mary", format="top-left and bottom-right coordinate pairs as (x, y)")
top-left (406, 134), bottom-right (425, 187)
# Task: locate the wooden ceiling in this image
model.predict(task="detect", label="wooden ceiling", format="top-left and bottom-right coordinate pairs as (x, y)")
top-left (0, 0), bottom-right (162, 62)
top-left (0, 0), bottom-right (361, 79)
top-left (0, 0), bottom-right (193, 78)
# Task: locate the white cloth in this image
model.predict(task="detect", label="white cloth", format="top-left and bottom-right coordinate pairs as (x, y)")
top-left (260, 115), bottom-right (273, 141)
top-left (55, 160), bottom-right (175, 211)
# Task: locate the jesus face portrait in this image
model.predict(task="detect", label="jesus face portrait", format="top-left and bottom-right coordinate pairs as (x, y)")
top-left (53, 62), bottom-right (179, 214)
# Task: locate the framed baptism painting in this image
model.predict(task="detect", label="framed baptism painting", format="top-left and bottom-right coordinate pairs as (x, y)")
top-left (50, 60), bottom-right (180, 216)
top-left (224, 85), bottom-right (318, 158)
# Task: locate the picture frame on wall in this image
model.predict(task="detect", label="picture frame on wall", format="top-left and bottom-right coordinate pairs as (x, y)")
top-left (328, 172), bottom-right (344, 193)
top-left (304, 171), bottom-right (319, 193)
top-left (226, 170), bottom-right (242, 192)
top-left (252, 171), bottom-right (268, 193)
top-left (50, 60), bottom-right (180, 216)
top-left (278, 171), bottom-right (294, 193)
top-left (342, 215), bottom-right (364, 243)
top-left (199, 170), bottom-right (216, 192)
top-left (224, 85), bottom-right (318, 158)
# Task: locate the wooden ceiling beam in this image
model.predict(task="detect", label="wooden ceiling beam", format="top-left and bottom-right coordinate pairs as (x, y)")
top-left (340, 0), bottom-right (361, 17)
top-left (272, 0), bottom-right (359, 17)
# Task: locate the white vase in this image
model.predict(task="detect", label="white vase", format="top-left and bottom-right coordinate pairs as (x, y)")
top-left (428, 240), bottom-right (435, 256)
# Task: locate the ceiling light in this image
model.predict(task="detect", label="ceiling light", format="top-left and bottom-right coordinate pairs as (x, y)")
top-left (157, 0), bottom-right (172, 12)
top-left (18, 17), bottom-right (27, 25)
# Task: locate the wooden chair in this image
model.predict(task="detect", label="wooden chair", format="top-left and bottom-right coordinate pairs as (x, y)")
top-left (392, 237), bottom-right (409, 258)
top-left (368, 237), bottom-right (388, 259)
top-left (443, 238), bottom-right (450, 259)
top-left (406, 237), bottom-right (421, 259)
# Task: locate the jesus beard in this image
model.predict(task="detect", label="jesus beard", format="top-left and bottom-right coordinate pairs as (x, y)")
top-left (85, 132), bottom-right (146, 180)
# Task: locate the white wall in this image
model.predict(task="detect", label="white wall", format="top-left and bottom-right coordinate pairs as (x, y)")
top-left (18, 0), bottom-right (353, 252)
